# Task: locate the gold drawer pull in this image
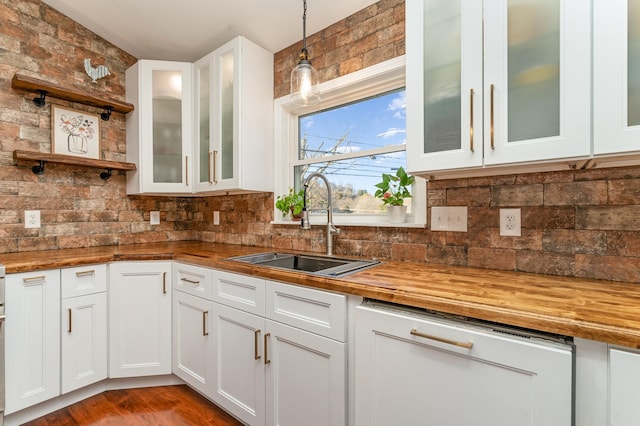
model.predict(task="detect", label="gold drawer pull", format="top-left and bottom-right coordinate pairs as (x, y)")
top-left (68, 308), bottom-right (72, 333)
top-left (75, 270), bottom-right (95, 277)
top-left (162, 272), bottom-right (167, 294)
top-left (410, 329), bottom-right (473, 350)
top-left (180, 277), bottom-right (200, 285)
top-left (22, 275), bottom-right (46, 284)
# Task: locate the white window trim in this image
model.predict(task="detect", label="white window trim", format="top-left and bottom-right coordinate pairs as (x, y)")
top-left (272, 55), bottom-right (426, 227)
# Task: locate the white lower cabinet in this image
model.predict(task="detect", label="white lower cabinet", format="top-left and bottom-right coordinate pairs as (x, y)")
top-left (211, 270), bottom-right (347, 426)
top-left (5, 269), bottom-right (60, 414)
top-left (172, 263), bottom-right (214, 396)
top-left (60, 264), bottom-right (108, 394)
top-left (355, 302), bottom-right (574, 426)
top-left (609, 346), bottom-right (640, 425)
top-left (109, 261), bottom-right (172, 378)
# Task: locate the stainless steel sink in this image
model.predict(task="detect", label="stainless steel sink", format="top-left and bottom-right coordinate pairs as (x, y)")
top-left (227, 252), bottom-right (380, 277)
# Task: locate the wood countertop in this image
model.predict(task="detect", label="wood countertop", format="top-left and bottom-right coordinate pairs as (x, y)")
top-left (2, 241), bottom-right (639, 349)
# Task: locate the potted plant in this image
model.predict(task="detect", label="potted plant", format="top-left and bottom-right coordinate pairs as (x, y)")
top-left (374, 166), bottom-right (416, 223)
top-left (275, 188), bottom-right (305, 220)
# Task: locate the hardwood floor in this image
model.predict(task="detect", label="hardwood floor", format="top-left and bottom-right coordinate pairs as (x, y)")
top-left (23, 385), bottom-right (244, 425)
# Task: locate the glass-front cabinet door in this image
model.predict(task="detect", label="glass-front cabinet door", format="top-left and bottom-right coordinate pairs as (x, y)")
top-left (594, 0), bottom-right (640, 155)
top-left (126, 60), bottom-right (193, 194)
top-left (407, 0), bottom-right (483, 173)
top-left (407, 0), bottom-right (590, 176)
top-left (194, 53), bottom-right (215, 192)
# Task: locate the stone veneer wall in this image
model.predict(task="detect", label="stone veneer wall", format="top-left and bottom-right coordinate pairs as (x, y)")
top-left (3, 0), bottom-right (640, 284)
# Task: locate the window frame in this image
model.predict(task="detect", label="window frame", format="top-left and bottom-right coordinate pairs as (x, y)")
top-left (273, 55), bottom-right (426, 227)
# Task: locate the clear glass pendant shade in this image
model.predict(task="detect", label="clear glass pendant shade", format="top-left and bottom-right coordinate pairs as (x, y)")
top-left (291, 59), bottom-right (320, 106)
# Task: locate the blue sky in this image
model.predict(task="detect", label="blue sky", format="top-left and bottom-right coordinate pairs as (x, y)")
top-left (298, 88), bottom-right (407, 195)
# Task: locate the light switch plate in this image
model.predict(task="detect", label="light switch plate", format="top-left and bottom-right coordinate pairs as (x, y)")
top-left (150, 211), bottom-right (160, 225)
top-left (430, 206), bottom-right (467, 232)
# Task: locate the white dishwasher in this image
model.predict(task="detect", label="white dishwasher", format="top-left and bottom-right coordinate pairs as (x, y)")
top-left (355, 300), bottom-right (574, 426)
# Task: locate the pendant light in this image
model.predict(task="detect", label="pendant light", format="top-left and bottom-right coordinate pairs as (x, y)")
top-left (291, 0), bottom-right (320, 106)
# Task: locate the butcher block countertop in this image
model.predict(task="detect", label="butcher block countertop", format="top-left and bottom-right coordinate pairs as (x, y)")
top-left (2, 241), bottom-right (640, 349)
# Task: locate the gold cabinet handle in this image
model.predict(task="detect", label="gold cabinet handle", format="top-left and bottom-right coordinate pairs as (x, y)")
top-left (203, 311), bottom-right (209, 336)
top-left (185, 156), bottom-right (189, 186)
top-left (254, 329), bottom-right (261, 360)
top-left (208, 151), bottom-right (213, 184)
top-left (68, 308), bottom-right (72, 333)
top-left (410, 328), bottom-right (473, 350)
top-left (180, 277), bottom-right (200, 286)
top-left (469, 88), bottom-right (474, 153)
top-left (264, 332), bottom-right (271, 365)
top-left (22, 275), bottom-right (46, 284)
top-left (212, 150), bottom-right (218, 184)
top-left (490, 83), bottom-right (495, 150)
top-left (162, 272), bottom-right (167, 294)
top-left (75, 269), bottom-right (95, 277)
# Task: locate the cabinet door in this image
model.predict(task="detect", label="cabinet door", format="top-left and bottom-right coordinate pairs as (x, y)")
top-left (126, 60), bottom-right (194, 194)
top-left (265, 319), bottom-right (346, 426)
top-left (61, 292), bottom-right (107, 394)
top-left (593, 0), bottom-right (640, 155)
top-left (483, 0), bottom-right (590, 165)
top-left (211, 36), bottom-right (274, 193)
top-left (109, 262), bottom-right (172, 377)
top-left (194, 52), bottom-right (216, 192)
top-left (212, 302), bottom-right (266, 426)
top-left (609, 347), bottom-right (640, 425)
top-left (406, 0), bottom-right (484, 173)
top-left (5, 270), bottom-right (60, 414)
top-left (172, 290), bottom-right (214, 397)
top-left (355, 304), bottom-right (573, 426)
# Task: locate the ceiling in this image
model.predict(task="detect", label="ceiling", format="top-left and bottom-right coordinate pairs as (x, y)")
top-left (42, 0), bottom-right (379, 62)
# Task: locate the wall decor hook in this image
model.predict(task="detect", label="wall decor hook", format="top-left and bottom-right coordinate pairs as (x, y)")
top-left (32, 160), bottom-right (45, 175)
top-left (100, 106), bottom-right (113, 121)
top-left (33, 90), bottom-right (47, 107)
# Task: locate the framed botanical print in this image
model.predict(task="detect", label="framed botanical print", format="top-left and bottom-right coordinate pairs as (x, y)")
top-left (51, 105), bottom-right (101, 159)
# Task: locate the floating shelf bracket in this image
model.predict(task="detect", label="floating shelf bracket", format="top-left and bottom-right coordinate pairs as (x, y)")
top-left (32, 160), bottom-right (46, 175)
top-left (100, 169), bottom-right (113, 180)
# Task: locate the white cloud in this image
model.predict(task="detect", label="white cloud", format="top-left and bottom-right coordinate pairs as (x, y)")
top-left (377, 128), bottom-right (406, 138)
top-left (388, 92), bottom-right (406, 112)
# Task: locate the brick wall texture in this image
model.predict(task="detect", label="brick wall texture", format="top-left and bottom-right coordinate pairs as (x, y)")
top-left (3, 0), bottom-right (640, 284)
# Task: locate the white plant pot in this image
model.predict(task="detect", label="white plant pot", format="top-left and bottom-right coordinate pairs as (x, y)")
top-left (387, 205), bottom-right (407, 224)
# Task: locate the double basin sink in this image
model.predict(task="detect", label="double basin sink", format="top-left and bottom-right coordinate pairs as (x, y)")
top-left (228, 252), bottom-right (380, 277)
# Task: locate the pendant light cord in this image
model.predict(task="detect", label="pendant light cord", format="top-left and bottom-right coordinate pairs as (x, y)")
top-left (302, 0), bottom-right (308, 53)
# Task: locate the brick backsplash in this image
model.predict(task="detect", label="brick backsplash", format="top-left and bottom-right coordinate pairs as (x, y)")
top-left (2, 0), bottom-right (640, 284)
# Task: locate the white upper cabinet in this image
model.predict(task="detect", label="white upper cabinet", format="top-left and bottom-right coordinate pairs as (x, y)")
top-left (593, 0), bottom-right (640, 156)
top-left (407, 0), bottom-right (591, 176)
top-left (126, 60), bottom-right (194, 194)
top-left (194, 36), bottom-right (274, 194)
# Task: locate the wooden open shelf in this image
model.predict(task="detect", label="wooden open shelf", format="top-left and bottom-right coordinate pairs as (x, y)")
top-left (14, 150), bottom-right (136, 180)
top-left (11, 74), bottom-right (134, 114)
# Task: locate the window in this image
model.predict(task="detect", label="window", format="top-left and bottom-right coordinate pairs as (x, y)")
top-left (273, 56), bottom-right (426, 226)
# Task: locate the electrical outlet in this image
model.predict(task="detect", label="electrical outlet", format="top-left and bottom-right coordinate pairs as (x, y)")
top-left (500, 208), bottom-right (521, 237)
top-left (213, 211), bottom-right (220, 225)
top-left (25, 210), bottom-right (41, 229)
top-left (150, 211), bottom-right (160, 225)
top-left (430, 206), bottom-right (468, 232)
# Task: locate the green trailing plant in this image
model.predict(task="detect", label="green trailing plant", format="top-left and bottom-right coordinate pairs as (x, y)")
top-left (275, 188), bottom-right (305, 218)
top-left (374, 166), bottom-right (416, 206)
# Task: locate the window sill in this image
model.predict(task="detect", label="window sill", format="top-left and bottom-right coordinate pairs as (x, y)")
top-left (270, 219), bottom-right (427, 228)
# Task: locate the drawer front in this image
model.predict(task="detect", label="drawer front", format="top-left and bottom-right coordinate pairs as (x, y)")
top-left (61, 264), bottom-right (107, 298)
top-left (266, 280), bottom-right (346, 342)
top-left (173, 263), bottom-right (213, 300)
top-left (213, 270), bottom-right (265, 316)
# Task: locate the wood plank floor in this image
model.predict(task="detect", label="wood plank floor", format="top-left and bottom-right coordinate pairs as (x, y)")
top-left (23, 385), bottom-right (244, 425)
